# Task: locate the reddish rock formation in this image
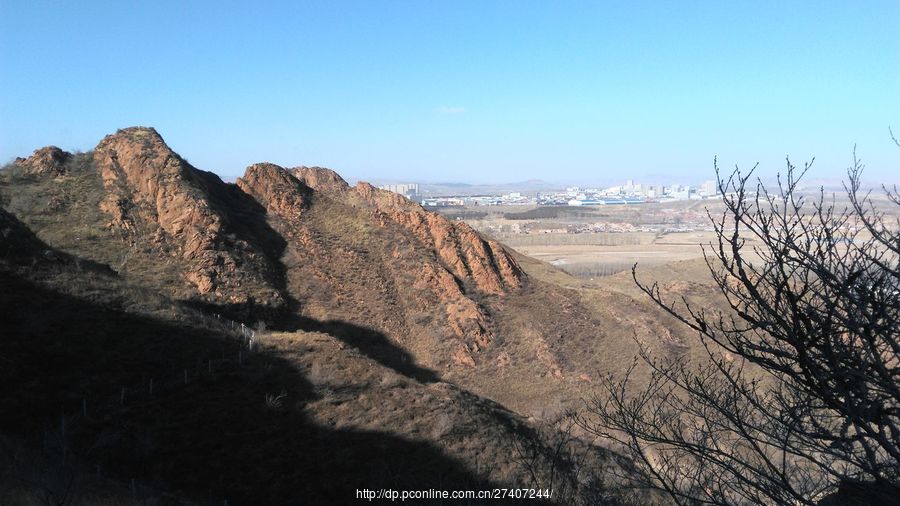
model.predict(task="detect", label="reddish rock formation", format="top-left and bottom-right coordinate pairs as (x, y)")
top-left (237, 164), bottom-right (525, 364)
top-left (354, 181), bottom-right (524, 295)
top-left (238, 163), bottom-right (309, 218)
top-left (291, 166), bottom-right (350, 193)
top-left (10, 129), bottom-right (530, 369)
top-left (95, 127), bottom-right (217, 242)
top-left (93, 127), bottom-right (280, 306)
top-left (16, 146), bottom-right (71, 176)
top-left (411, 261), bottom-right (492, 354)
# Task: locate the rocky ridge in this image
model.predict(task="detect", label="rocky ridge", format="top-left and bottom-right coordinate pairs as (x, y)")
top-left (241, 162), bottom-right (526, 364)
top-left (93, 127), bottom-right (283, 308)
top-left (6, 127), bottom-right (529, 368)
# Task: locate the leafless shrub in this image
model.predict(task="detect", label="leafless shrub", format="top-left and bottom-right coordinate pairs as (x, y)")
top-left (264, 391), bottom-right (287, 410)
top-left (580, 149), bottom-right (900, 505)
top-left (513, 411), bottom-right (626, 505)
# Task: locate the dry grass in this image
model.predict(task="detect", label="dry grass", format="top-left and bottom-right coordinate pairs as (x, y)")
top-left (0, 155), bottom-right (711, 504)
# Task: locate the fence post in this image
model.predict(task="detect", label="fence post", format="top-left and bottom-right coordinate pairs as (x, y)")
top-left (149, 378), bottom-right (153, 396)
top-left (60, 414), bottom-right (66, 464)
top-left (82, 398), bottom-right (87, 417)
top-left (184, 369), bottom-right (188, 385)
top-left (121, 386), bottom-right (125, 405)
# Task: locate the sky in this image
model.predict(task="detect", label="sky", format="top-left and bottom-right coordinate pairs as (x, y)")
top-left (1, 1), bottom-right (898, 185)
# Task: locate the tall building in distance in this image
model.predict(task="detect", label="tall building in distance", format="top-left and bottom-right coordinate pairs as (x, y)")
top-left (700, 180), bottom-right (718, 196)
top-left (379, 183), bottom-right (420, 200)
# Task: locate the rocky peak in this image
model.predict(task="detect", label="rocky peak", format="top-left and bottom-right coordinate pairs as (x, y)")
top-left (7, 127), bottom-right (525, 366)
top-left (16, 146), bottom-right (72, 176)
top-left (291, 166), bottom-right (350, 193)
top-left (237, 163), bottom-right (309, 218)
top-left (94, 126), bottom-right (216, 235)
top-left (92, 127), bottom-right (281, 306)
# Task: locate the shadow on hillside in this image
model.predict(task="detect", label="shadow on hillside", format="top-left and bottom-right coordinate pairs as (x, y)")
top-left (194, 170), bottom-right (296, 321)
top-left (0, 269), bottom-right (500, 504)
top-left (195, 170), bottom-right (291, 286)
top-left (185, 175), bottom-right (442, 383)
top-left (295, 316), bottom-right (441, 384)
top-left (185, 297), bottom-right (441, 384)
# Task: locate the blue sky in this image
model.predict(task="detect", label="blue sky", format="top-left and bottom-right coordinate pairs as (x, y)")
top-left (2, 1), bottom-right (898, 184)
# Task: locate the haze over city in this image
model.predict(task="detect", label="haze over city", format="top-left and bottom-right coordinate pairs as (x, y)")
top-left (2, 1), bottom-right (898, 184)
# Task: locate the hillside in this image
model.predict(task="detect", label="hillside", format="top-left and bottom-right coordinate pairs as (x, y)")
top-left (0, 128), bottom-right (689, 503)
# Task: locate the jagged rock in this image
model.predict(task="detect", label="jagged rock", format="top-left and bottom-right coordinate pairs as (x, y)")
top-left (93, 127), bottom-right (281, 306)
top-left (354, 181), bottom-right (524, 295)
top-left (16, 146), bottom-right (71, 176)
top-left (291, 166), bottom-right (350, 193)
top-left (276, 167), bottom-right (525, 354)
top-left (452, 344), bottom-right (477, 368)
top-left (237, 163), bottom-right (309, 218)
top-left (7, 129), bottom-right (532, 370)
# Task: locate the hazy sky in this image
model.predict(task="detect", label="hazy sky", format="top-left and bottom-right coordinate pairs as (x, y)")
top-left (2, 1), bottom-right (898, 184)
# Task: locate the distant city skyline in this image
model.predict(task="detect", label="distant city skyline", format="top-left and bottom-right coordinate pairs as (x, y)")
top-left (2, 1), bottom-right (898, 183)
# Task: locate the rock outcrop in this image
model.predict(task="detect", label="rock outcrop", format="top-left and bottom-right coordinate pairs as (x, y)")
top-left (291, 166), bottom-right (350, 193)
top-left (93, 127), bottom-right (281, 307)
top-left (237, 164), bottom-right (526, 364)
top-left (238, 163), bottom-right (310, 219)
top-left (354, 181), bottom-right (524, 295)
top-left (5, 128), bottom-right (529, 369)
top-left (15, 146), bottom-right (71, 176)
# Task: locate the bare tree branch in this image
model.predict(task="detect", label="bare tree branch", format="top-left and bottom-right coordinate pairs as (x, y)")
top-left (581, 147), bottom-right (900, 505)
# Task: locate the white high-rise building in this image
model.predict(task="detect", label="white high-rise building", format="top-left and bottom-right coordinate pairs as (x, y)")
top-left (379, 183), bottom-right (419, 198)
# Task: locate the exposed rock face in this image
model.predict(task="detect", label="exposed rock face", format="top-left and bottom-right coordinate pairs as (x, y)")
top-left (7, 128), bottom-right (529, 369)
top-left (237, 164), bottom-right (526, 364)
top-left (16, 146), bottom-right (71, 176)
top-left (291, 166), bottom-right (350, 193)
top-left (415, 261), bottom-right (491, 349)
top-left (325, 171), bottom-right (524, 361)
top-left (238, 163), bottom-right (309, 218)
top-left (354, 181), bottom-right (524, 295)
top-left (93, 127), bottom-right (281, 306)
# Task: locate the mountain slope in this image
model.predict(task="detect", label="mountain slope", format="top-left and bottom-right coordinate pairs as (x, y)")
top-left (0, 202), bottom-right (630, 504)
top-left (1, 128), bottom-right (693, 502)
